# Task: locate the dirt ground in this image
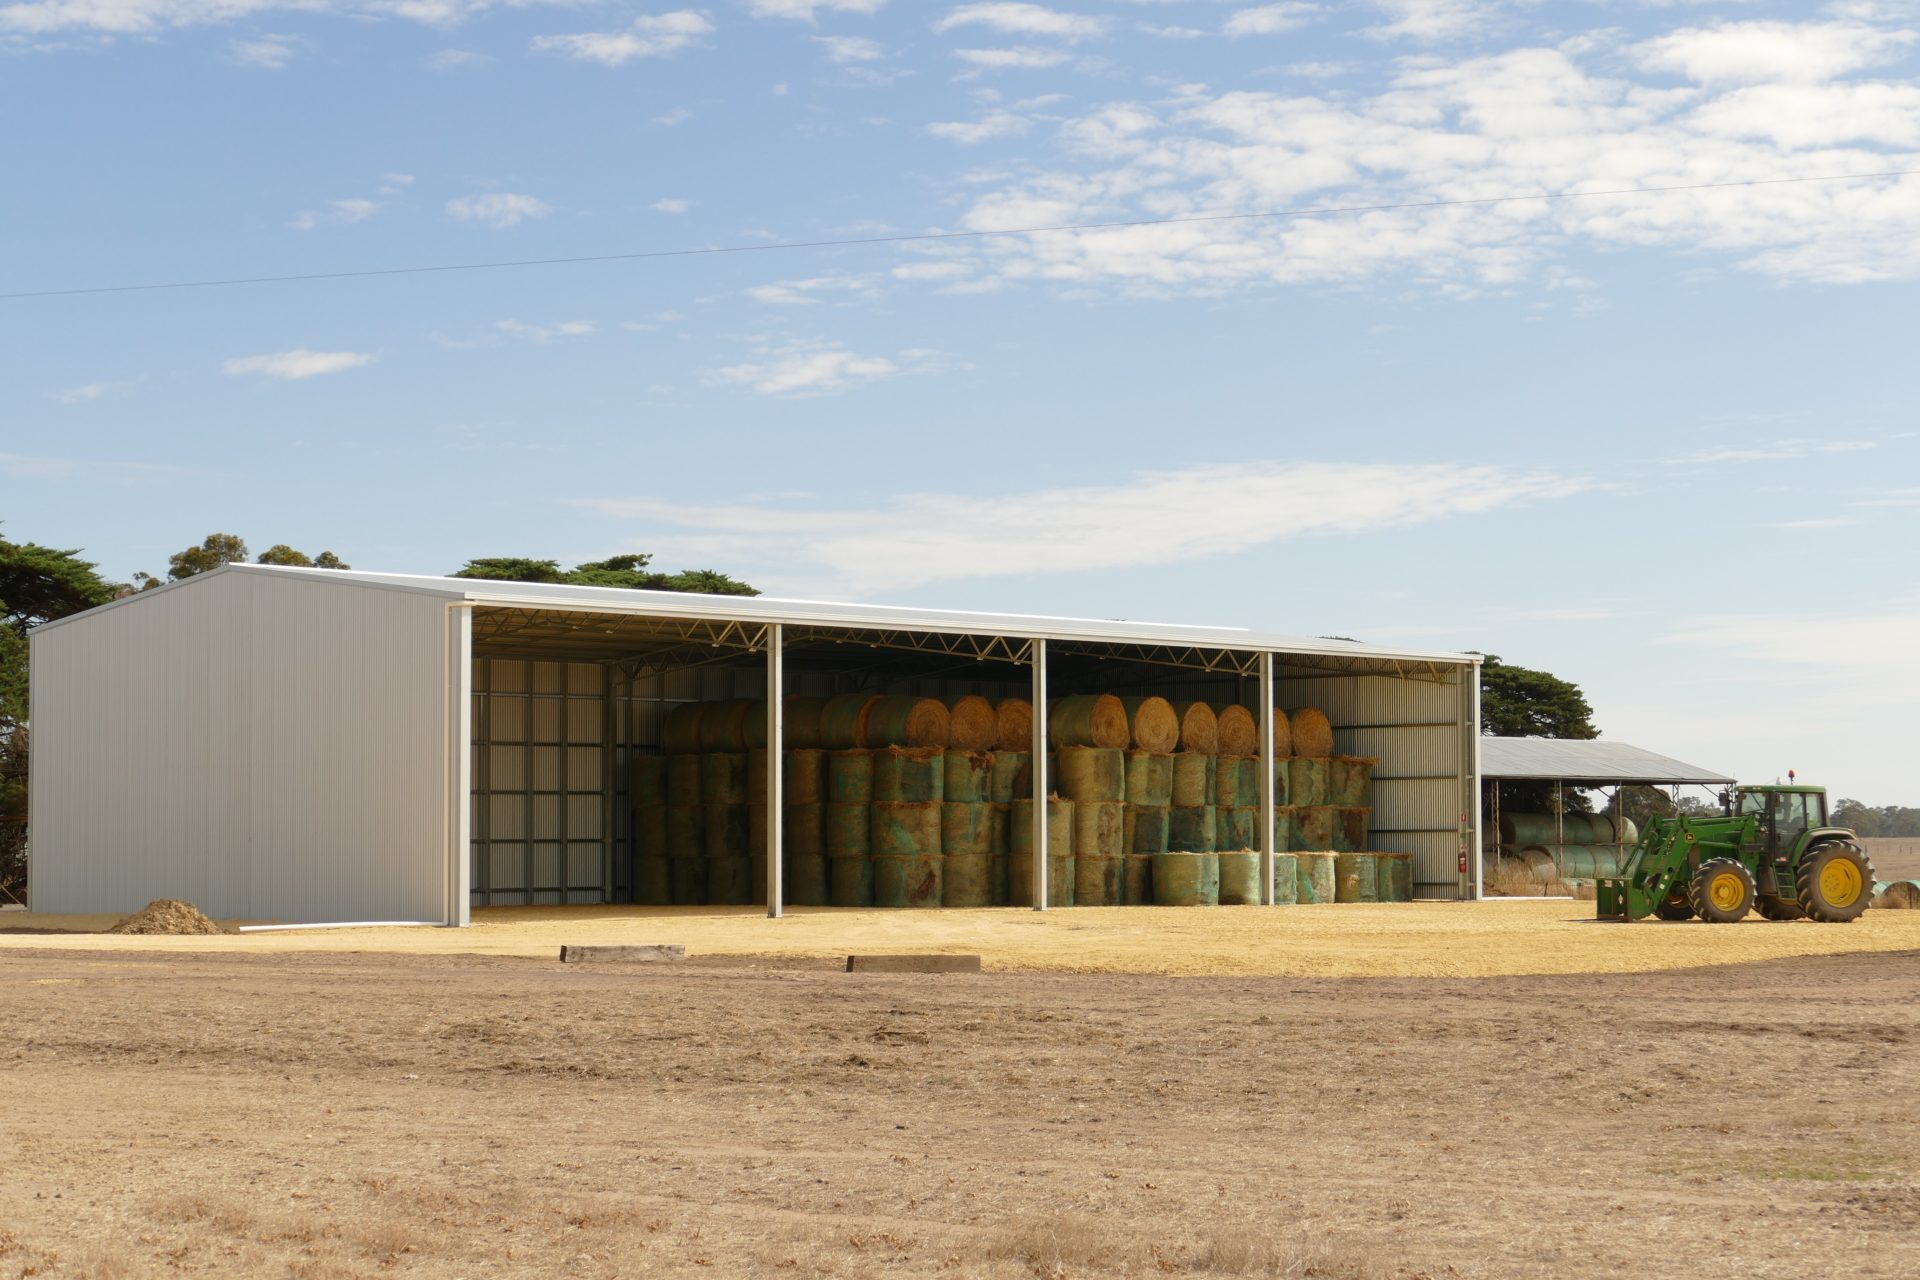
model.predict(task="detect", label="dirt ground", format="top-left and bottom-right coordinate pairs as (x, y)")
top-left (3, 946), bottom-right (1917, 1280)
top-left (9, 900), bottom-right (1920, 978)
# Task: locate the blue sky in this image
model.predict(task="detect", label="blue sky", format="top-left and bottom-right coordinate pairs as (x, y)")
top-left (4, 0), bottom-right (1918, 799)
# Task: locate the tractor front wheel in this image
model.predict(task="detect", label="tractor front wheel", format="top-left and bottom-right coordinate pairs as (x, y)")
top-left (1797, 842), bottom-right (1874, 923)
top-left (1691, 858), bottom-right (1755, 923)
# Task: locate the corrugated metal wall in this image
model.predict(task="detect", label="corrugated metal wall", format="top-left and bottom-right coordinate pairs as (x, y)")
top-left (29, 572), bottom-right (458, 922)
top-left (1277, 668), bottom-right (1476, 897)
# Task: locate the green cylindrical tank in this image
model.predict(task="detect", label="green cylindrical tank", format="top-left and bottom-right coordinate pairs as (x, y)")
top-left (666, 755), bottom-right (704, 809)
top-left (1334, 852), bottom-right (1380, 903)
top-left (1168, 805), bottom-right (1216, 852)
top-left (941, 802), bottom-right (994, 857)
top-left (630, 755), bottom-right (666, 808)
top-left (1152, 851), bottom-right (1219, 906)
top-left (634, 857), bottom-right (671, 906)
top-left (1271, 852), bottom-right (1299, 905)
top-left (872, 747), bottom-right (945, 803)
top-left (871, 801), bottom-right (941, 857)
top-left (943, 853), bottom-right (992, 907)
top-left (1126, 806), bottom-right (1170, 855)
top-left (1075, 854), bottom-right (1123, 907)
top-left (1289, 757), bottom-right (1329, 808)
top-left (1375, 851), bottom-right (1413, 902)
top-left (1124, 751), bottom-right (1175, 807)
top-left (1170, 753), bottom-right (1216, 808)
top-left (1123, 852), bottom-right (1154, 905)
top-left (945, 751), bottom-right (993, 803)
top-left (1296, 851), bottom-right (1335, 904)
top-left (1217, 851), bottom-right (1260, 905)
top-left (988, 751), bottom-right (1031, 804)
top-left (827, 749), bottom-right (873, 804)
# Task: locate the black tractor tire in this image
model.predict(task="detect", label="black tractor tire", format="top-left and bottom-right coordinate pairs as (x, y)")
top-left (1755, 895), bottom-right (1806, 922)
top-left (1797, 841), bottom-right (1874, 923)
top-left (1655, 891), bottom-right (1695, 921)
top-left (1691, 858), bottom-right (1755, 924)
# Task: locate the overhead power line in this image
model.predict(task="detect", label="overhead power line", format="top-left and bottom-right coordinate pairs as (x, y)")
top-left (3, 168), bottom-right (1914, 302)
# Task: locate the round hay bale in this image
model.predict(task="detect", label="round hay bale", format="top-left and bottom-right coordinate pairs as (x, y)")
top-left (1056, 746), bottom-right (1126, 803)
top-left (662, 703), bottom-right (705, 755)
top-left (865, 696), bottom-right (950, 749)
top-left (1520, 846), bottom-right (1557, 883)
top-left (945, 695), bottom-right (998, 752)
top-left (1048, 694), bottom-right (1129, 750)
top-left (782, 696), bottom-right (827, 749)
top-left (1288, 707), bottom-right (1334, 759)
top-left (871, 801), bottom-right (942, 857)
top-left (629, 756), bottom-right (666, 808)
top-left (1124, 751), bottom-right (1174, 807)
top-left (666, 754), bottom-right (705, 808)
top-left (819, 694), bottom-right (881, 750)
top-left (871, 746), bottom-right (946, 802)
top-left (945, 750), bottom-right (994, 803)
top-left (786, 749), bottom-right (826, 804)
top-left (1215, 705), bottom-right (1257, 757)
top-left (697, 700), bottom-right (754, 753)
top-left (1072, 801), bottom-right (1125, 859)
top-left (1270, 707), bottom-right (1293, 759)
top-left (1009, 797), bottom-right (1075, 858)
top-left (1120, 696), bottom-right (1179, 753)
top-left (988, 751), bottom-right (1031, 804)
top-left (994, 698), bottom-right (1033, 751)
top-left (1171, 702), bottom-right (1218, 755)
top-left (941, 802), bottom-right (994, 858)
top-left (700, 753), bottom-right (748, 807)
top-left (1170, 753), bottom-right (1217, 808)
top-left (1873, 881), bottom-right (1920, 909)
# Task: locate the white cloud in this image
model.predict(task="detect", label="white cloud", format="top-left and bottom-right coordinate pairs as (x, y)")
top-left (706, 342), bottom-right (943, 396)
top-left (1635, 21), bottom-right (1916, 85)
top-left (651, 197), bottom-right (691, 213)
top-left (0, 452), bottom-right (202, 484)
top-left (224, 348), bottom-right (374, 380)
top-left (653, 105), bottom-right (694, 125)
top-left (1673, 439), bottom-right (1878, 464)
top-left (1363, 0), bottom-right (1502, 43)
top-left (815, 34), bottom-right (884, 61)
top-left (744, 273), bottom-right (876, 304)
top-left (1224, 4), bottom-right (1320, 37)
top-left (288, 196), bottom-right (380, 231)
top-left (445, 192), bottom-right (552, 228)
top-left (532, 11), bottom-right (713, 66)
top-left (579, 461), bottom-right (1576, 593)
top-left (493, 319), bottom-right (593, 343)
top-left (748, 0), bottom-right (885, 18)
top-left (953, 45), bottom-right (1069, 69)
top-left (230, 35), bottom-right (296, 68)
top-left (1141, 24), bottom-right (1206, 40)
top-left (927, 109), bottom-right (1031, 143)
top-left (0, 0), bottom-right (577, 35)
top-left (428, 48), bottom-right (491, 69)
top-left (933, 3), bottom-right (1104, 40)
top-left (892, 260), bottom-right (973, 281)
top-left (49, 382), bottom-right (111, 404)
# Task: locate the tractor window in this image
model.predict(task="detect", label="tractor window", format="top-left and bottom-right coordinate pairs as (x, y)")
top-left (1774, 793), bottom-right (1811, 837)
top-left (1737, 791), bottom-right (1768, 818)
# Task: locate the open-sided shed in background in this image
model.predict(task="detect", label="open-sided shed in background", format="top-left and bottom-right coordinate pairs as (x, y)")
top-left (29, 564), bottom-right (1484, 923)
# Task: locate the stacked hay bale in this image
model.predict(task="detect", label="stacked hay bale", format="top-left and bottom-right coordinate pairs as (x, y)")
top-left (871, 744), bottom-right (945, 907)
top-left (630, 755), bottom-right (670, 905)
top-left (664, 747), bottom-right (707, 904)
top-left (1214, 749), bottom-right (1261, 905)
top-left (942, 747), bottom-right (995, 907)
top-left (1010, 796), bottom-right (1073, 906)
top-left (1159, 701), bottom-right (1219, 905)
top-left (989, 701), bottom-right (1033, 904)
top-left (1053, 694), bottom-right (1128, 906)
top-left (1269, 708), bottom-right (1296, 903)
top-left (1119, 697), bottom-right (1176, 905)
top-left (825, 746), bottom-right (874, 906)
top-left (1328, 755), bottom-right (1376, 853)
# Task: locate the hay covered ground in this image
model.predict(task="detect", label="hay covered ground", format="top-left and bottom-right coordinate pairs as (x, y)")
top-left (7, 899), bottom-right (1920, 978)
top-left (2, 945), bottom-right (1916, 1279)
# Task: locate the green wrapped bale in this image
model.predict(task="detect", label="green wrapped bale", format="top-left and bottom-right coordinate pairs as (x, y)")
top-left (785, 803), bottom-right (826, 858)
top-left (1271, 757), bottom-right (1290, 807)
top-left (1271, 852), bottom-right (1299, 905)
top-left (1057, 746), bottom-right (1126, 803)
top-left (1009, 797), bottom-right (1075, 858)
top-left (696, 700), bottom-right (755, 753)
top-left (872, 747), bottom-right (945, 803)
top-left (1124, 751), bottom-right (1175, 807)
top-left (666, 754), bottom-right (704, 808)
top-left (1376, 851), bottom-right (1414, 903)
top-left (988, 751), bottom-right (1031, 804)
top-left (824, 802), bottom-right (870, 856)
top-left (1073, 801), bottom-right (1124, 858)
top-left (1297, 806), bottom-right (1336, 851)
top-left (1214, 755), bottom-right (1259, 807)
top-left (1289, 757), bottom-right (1329, 808)
top-left (945, 751), bottom-right (994, 803)
top-left (1334, 852), bottom-right (1380, 903)
top-left (1296, 851), bottom-right (1335, 904)
top-left (787, 853), bottom-right (829, 906)
top-left (630, 756), bottom-right (666, 808)
top-left (1126, 806), bottom-right (1170, 855)
top-left (941, 802), bottom-right (994, 857)
top-left (1168, 805), bottom-right (1216, 853)
top-left (1335, 807), bottom-right (1369, 853)
top-left (872, 853), bottom-right (943, 907)
top-left (1008, 850), bottom-right (1075, 907)
top-left (781, 695), bottom-right (827, 749)
top-left (943, 853), bottom-right (993, 907)
top-left (866, 696), bottom-right (951, 749)
top-left (827, 749), bottom-right (873, 804)
top-left (872, 801), bottom-right (941, 857)
top-left (1123, 852), bottom-right (1154, 905)
top-left (819, 693), bottom-right (880, 750)
top-left (1170, 753), bottom-right (1216, 808)
top-left (1075, 854), bottom-right (1123, 907)
top-left (829, 854), bottom-right (873, 907)
top-left (1273, 805), bottom-right (1302, 854)
top-left (1048, 694), bottom-right (1129, 750)
top-left (1217, 806), bottom-right (1257, 852)
top-left (785, 748), bottom-right (825, 803)
top-left (1217, 851), bottom-right (1260, 905)
top-left (1153, 851), bottom-right (1219, 905)
top-left (1329, 756), bottom-right (1376, 809)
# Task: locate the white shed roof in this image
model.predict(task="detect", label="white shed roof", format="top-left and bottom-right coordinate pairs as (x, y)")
top-left (53, 563), bottom-right (1479, 671)
top-left (1480, 737), bottom-right (1733, 785)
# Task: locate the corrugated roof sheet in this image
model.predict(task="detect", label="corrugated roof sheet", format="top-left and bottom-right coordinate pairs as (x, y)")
top-left (1480, 737), bottom-right (1734, 785)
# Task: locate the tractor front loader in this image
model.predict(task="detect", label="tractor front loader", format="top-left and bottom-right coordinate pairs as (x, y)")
top-left (1596, 784), bottom-right (1873, 923)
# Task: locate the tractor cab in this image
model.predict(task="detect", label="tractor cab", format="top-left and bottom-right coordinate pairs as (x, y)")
top-left (1731, 785), bottom-right (1828, 865)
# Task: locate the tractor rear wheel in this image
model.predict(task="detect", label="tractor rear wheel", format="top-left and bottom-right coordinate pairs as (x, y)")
top-left (1691, 858), bottom-right (1755, 923)
top-left (1797, 841), bottom-right (1874, 923)
top-left (1655, 891), bottom-right (1695, 921)
top-left (1755, 895), bottom-right (1806, 921)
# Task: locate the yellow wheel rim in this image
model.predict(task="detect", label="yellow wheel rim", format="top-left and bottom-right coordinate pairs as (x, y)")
top-left (1819, 858), bottom-right (1863, 908)
top-left (1709, 872), bottom-right (1746, 912)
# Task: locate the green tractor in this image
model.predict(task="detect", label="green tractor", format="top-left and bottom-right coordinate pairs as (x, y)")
top-left (1596, 784), bottom-right (1874, 923)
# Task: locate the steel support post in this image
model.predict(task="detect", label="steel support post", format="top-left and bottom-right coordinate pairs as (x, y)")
top-left (1258, 650), bottom-right (1274, 905)
top-left (766, 623), bottom-right (784, 919)
top-left (1030, 637), bottom-right (1048, 912)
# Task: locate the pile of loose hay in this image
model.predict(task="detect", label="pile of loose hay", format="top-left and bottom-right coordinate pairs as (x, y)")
top-left (108, 899), bottom-right (228, 935)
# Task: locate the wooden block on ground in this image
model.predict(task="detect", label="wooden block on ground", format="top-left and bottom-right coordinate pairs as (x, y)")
top-left (559, 944), bottom-right (686, 964)
top-left (845, 953), bottom-right (982, 974)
